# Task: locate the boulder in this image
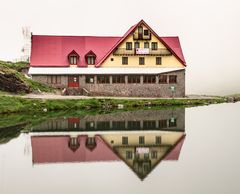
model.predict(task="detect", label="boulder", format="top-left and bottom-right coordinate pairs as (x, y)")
top-left (0, 67), bottom-right (30, 93)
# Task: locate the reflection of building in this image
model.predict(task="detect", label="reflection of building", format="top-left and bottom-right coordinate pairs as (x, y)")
top-left (30, 108), bottom-right (186, 180)
top-left (31, 131), bottom-right (185, 180)
top-left (101, 132), bottom-right (185, 180)
top-left (31, 109), bottom-right (185, 132)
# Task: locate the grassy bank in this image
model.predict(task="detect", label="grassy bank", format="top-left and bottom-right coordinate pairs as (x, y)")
top-left (0, 60), bottom-right (54, 93)
top-left (0, 95), bottom-right (228, 114)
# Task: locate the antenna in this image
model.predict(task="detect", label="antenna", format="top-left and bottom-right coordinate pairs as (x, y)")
top-left (21, 26), bottom-right (31, 62)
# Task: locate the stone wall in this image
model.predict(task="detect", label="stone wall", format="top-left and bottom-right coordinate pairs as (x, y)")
top-left (31, 69), bottom-right (185, 97)
top-left (31, 108), bottom-right (185, 132)
top-left (81, 70), bottom-right (185, 97)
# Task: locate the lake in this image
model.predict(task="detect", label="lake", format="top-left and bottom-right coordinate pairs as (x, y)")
top-left (0, 102), bottom-right (240, 194)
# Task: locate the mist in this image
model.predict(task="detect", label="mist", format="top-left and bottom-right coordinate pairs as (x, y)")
top-left (0, 0), bottom-right (240, 95)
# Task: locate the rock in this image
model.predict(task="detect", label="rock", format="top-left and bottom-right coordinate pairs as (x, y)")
top-left (0, 66), bottom-right (30, 93)
top-left (118, 104), bottom-right (124, 109)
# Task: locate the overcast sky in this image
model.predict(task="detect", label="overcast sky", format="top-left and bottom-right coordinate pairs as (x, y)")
top-left (0, 0), bottom-right (240, 95)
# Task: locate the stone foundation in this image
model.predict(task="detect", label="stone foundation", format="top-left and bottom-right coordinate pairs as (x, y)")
top-left (31, 70), bottom-right (185, 97)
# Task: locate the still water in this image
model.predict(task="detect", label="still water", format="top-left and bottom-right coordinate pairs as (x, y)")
top-left (0, 103), bottom-right (240, 194)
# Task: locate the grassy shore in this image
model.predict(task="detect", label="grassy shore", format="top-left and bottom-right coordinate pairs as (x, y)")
top-left (0, 60), bottom-right (54, 93)
top-left (0, 95), bottom-right (229, 114)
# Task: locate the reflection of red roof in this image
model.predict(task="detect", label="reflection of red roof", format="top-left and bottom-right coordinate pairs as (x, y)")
top-left (31, 135), bottom-right (119, 164)
top-left (30, 20), bottom-right (186, 67)
top-left (164, 135), bottom-right (185, 160)
top-left (31, 134), bottom-right (185, 164)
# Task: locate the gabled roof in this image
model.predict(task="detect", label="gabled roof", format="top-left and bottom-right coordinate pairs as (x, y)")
top-left (31, 135), bottom-right (120, 164)
top-left (30, 20), bottom-right (186, 67)
top-left (96, 19), bottom-right (186, 66)
top-left (30, 36), bottom-right (121, 67)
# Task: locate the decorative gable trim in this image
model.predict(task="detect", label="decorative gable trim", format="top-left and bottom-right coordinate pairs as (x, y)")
top-left (96, 20), bottom-right (186, 67)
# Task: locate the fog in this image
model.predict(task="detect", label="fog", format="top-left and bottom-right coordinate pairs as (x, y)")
top-left (0, 0), bottom-right (240, 95)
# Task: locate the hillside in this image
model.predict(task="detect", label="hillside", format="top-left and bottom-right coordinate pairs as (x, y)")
top-left (0, 60), bottom-right (54, 94)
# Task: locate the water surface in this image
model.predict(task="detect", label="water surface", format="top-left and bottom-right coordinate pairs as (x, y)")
top-left (0, 103), bottom-right (240, 194)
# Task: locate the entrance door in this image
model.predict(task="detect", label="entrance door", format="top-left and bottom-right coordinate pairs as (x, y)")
top-left (68, 75), bottom-right (79, 88)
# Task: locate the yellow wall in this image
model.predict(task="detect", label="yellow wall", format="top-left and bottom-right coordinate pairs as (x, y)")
top-left (101, 131), bottom-right (184, 147)
top-left (101, 24), bottom-right (185, 68)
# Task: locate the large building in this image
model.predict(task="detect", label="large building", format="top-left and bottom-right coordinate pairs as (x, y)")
top-left (29, 20), bottom-right (186, 97)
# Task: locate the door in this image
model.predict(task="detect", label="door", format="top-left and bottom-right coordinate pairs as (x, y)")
top-left (68, 75), bottom-right (79, 88)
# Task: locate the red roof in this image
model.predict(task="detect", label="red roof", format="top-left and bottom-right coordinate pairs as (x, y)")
top-left (164, 135), bottom-right (185, 160)
top-left (31, 134), bottom-right (184, 164)
top-left (30, 20), bottom-right (186, 67)
top-left (31, 135), bottom-right (120, 164)
top-left (30, 36), bottom-right (121, 67)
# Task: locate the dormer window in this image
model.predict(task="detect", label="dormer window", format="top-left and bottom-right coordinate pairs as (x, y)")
top-left (68, 50), bottom-right (79, 65)
top-left (87, 56), bottom-right (95, 65)
top-left (85, 50), bottom-right (96, 65)
top-left (70, 56), bottom-right (77, 65)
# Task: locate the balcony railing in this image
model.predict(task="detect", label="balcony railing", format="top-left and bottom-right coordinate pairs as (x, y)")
top-left (133, 32), bottom-right (151, 40)
top-left (113, 48), bottom-right (172, 56)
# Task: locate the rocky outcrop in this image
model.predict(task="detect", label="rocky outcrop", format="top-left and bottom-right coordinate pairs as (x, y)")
top-left (0, 66), bottom-right (30, 93)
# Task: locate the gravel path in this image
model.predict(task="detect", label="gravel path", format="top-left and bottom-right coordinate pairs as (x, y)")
top-left (18, 93), bottom-right (221, 100)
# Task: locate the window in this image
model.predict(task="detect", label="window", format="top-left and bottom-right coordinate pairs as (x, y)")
top-left (144, 30), bottom-right (149, 36)
top-left (144, 42), bottom-right (149, 48)
top-left (97, 121), bottom-right (110, 129)
top-left (139, 57), bottom-right (145, 65)
top-left (86, 121), bottom-right (95, 130)
top-left (138, 26), bottom-right (143, 34)
top-left (69, 56), bottom-right (78, 65)
top-left (159, 120), bottom-right (167, 128)
top-left (159, 75), bottom-right (168, 84)
top-left (143, 120), bottom-right (156, 129)
top-left (128, 121), bottom-right (141, 130)
top-left (112, 75), bottom-right (125, 83)
top-left (169, 75), bottom-right (177, 83)
top-left (122, 57), bottom-right (128, 65)
top-left (112, 121), bottom-right (126, 130)
top-left (86, 75), bottom-right (94, 84)
top-left (126, 151), bottom-right (133, 159)
top-left (70, 137), bottom-right (78, 147)
top-left (169, 118), bottom-right (177, 127)
top-left (143, 75), bottom-right (156, 84)
top-left (86, 137), bottom-right (96, 146)
top-left (122, 136), bottom-right (128, 145)
top-left (151, 151), bottom-right (158, 159)
top-left (128, 75), bottom-right (140, 84)
top-left (156, 57), bottom-right (162, 65)
top-left (139, 136), bottom-right (145, 144)
top-left (151, 42), bottom-right (158, 50)
top-left (97, 75), bottom-right (110, 84)
top-left (144, 153), bottom-right (149, 159)
top-left (156, 136), bottom-right (161, 144)
top-left (143, 164), bottom-right (150, 172)
top-left (126, 42), bottom-right (132, 50)
top-left (47, 76), bottom-right (61, 84)
top-left (87, 56), bottom-right (95, 65)
top-left (111, 58), bottom-right (114, 61)
top-left (134, 42), bottom-right (140, 49)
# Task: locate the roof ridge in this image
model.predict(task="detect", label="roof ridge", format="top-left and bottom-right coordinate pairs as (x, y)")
top-left (32, 34), bottom-right (122, 38)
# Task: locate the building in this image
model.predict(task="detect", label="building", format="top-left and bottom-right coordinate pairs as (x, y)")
top-left (31, 132), bottom-right (185, 180)
top-left (31, 108), bottom-right (185, 133)
top-left (29, 20), bottom-right (186, 97)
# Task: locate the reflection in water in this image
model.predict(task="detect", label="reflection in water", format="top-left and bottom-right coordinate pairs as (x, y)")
top-left (30, 109), bottom-right (186, 180)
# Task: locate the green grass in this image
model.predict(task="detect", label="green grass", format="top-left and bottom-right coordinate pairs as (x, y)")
top-left (0, 60), bottom-right (54, 93)
top-left (0, 95), bottom-right (228, 114)
top-left (0, 60), bottom-right (29, 71)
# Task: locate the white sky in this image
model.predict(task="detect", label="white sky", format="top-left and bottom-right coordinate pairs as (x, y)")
top-left (0, 0), bottom-right (240, 95)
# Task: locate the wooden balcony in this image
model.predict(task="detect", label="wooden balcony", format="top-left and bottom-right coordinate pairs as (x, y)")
top-left (113, 48), bottom-right (172, 56)
top-left (133, 32), bottom-right (151, 40)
